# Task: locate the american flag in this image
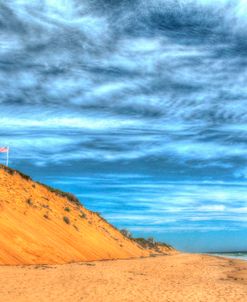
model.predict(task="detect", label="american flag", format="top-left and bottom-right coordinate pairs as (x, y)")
top-left (0, 147), bottom-right (8, 153)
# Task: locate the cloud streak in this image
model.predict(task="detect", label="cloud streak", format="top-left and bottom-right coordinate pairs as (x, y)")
top-left (46, 175), bottom-right (247, 233)
top-left (1, 0), bottom-right (247, 250)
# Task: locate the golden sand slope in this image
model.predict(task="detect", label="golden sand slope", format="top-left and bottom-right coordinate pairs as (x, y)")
top-left (1, 254), bottom-right (247, 302)
top-left (0, 166), bottom-right (150, 264)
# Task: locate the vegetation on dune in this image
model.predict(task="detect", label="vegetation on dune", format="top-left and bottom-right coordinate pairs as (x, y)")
top-left (120, 229), bottom-right (132, 239)
top-left (63, 216), bottom-right (70, 224)
top-left (79, 212), bottom-right (87, 219)
top-left (120, 229), bottom-right (173, 250)
top-left (134, 237), bottom-right (173, 250)
top-left (26, 198), bottom-right (33, 206)
top-left (0, 165), bottom-right (81, 207)
top-left (0, 164), bottom-right (32, 181)
top-left (37, 183), bottom-right (81, 207)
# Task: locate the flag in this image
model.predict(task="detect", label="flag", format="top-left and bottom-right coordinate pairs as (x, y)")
top-left (0, 147), bottom-right (8, 153)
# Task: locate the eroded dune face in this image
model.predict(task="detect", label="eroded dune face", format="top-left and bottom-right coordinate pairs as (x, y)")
top-left (0, 166), bottom-right (149, 265)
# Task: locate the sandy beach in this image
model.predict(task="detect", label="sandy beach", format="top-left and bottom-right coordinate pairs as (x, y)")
top-left (1, 253), bottom-right (247, 302)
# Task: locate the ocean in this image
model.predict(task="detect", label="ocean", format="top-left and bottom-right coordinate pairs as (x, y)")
top-left (209, 252), bottom-right (247, 261)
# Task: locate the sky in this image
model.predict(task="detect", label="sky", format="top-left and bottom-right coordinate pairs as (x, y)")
top-left (1, 0), bottom-right (247, 252)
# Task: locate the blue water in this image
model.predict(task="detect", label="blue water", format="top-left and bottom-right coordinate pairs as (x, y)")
top-left (210, 252), bottom-right (247, 261)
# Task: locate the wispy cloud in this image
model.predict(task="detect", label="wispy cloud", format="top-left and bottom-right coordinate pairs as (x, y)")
top-left (1, 1), bottom-right (247, 249)
top-left (45, 175), bottom-right (247, 233)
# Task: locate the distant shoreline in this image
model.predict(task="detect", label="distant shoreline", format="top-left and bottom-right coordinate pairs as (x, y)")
top-left (207, 252), bottom-right (247, 261)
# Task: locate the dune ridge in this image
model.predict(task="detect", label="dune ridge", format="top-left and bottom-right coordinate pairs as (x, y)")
top-left (0, 165), bottom-right (163, 265)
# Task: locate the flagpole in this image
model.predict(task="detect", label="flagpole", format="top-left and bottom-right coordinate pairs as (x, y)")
top-left (6, 147), bottom-right (9, 167)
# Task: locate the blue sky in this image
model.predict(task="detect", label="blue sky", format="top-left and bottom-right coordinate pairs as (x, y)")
top-left (1, 0), bottom-right (247, 252)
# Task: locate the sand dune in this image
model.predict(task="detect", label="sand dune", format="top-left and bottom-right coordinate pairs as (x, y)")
top-left (1, 254), bottom-right (247, 302)
top-left (0, 166), bottom-right (153, 264)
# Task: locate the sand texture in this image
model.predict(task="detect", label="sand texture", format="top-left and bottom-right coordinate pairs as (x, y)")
top-left (1, 254), bottom-right (247, 302)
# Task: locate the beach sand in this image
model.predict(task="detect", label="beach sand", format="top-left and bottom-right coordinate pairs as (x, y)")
top-left (1, 253), bottom-right (247, 302)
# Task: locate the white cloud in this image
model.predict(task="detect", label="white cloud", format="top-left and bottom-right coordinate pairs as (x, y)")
top-left (198, 205), bottom-right (226, 212)
top-left (2, 0), bottom-right (247, 239)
